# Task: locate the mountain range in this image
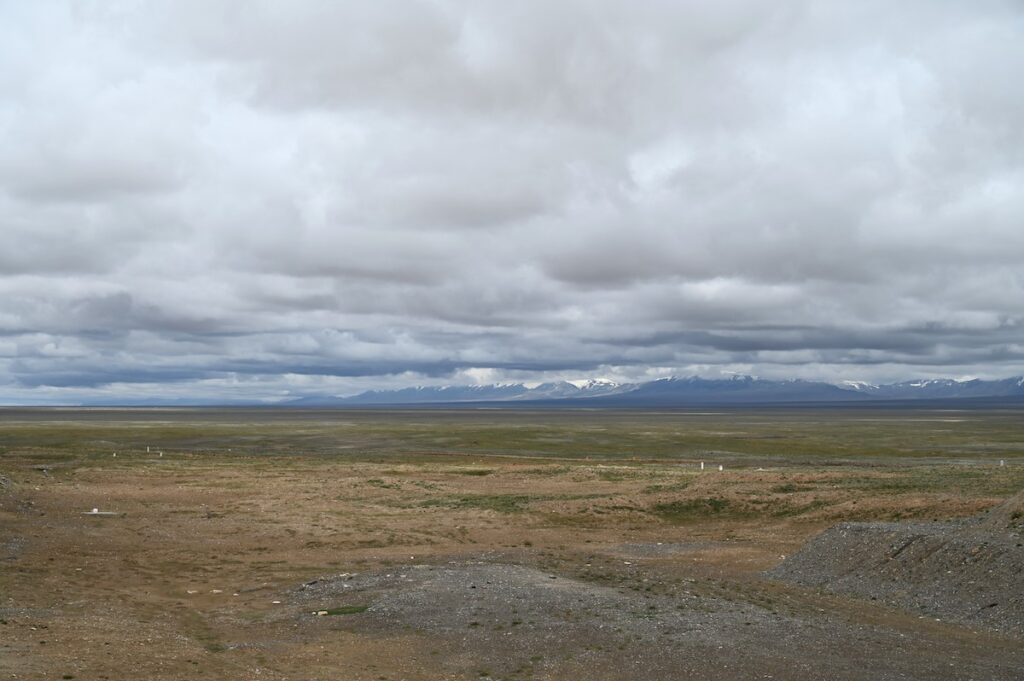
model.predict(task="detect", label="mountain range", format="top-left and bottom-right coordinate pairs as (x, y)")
top-left (285, 375), bottom-right (1024, 407)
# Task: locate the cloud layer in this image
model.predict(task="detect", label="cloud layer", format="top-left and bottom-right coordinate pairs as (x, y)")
top-left (2, 1), bottom-right (1023, 402)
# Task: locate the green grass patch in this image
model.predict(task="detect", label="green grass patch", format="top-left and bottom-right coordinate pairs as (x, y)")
top-left (519, 466), bottom-right (572, 476)
top-left (770, 498), bottom-right (831, 518)
top-left (770, 483), bottom-right (812, 493)
top-left (365, 478), bottom-right (401, 489)
top-left (650, 497), bottom-right (737, 523)
top-left (418, 492), bottom-right (604, 514)
top-left (324, 605), bottom-right (369, 615)
top-left (7, 407), bottom-right (1024, 465)
top-left (836, 467), bottom-right (1024, 496)
top-left (642, 480), bottom-right (693, 494)
top-left (420, 494), bottom-right (538, 513)
top-left (596, 469), bottom-right (640, 482)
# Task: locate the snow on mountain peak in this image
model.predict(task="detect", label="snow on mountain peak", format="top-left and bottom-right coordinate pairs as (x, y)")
top-left (567, 378), bottom-right (619, 389)
top-left (840, 380), bottom-right (878, 391)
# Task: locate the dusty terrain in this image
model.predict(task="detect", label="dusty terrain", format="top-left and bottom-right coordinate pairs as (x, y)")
top-left (1, 408), bottom-right (1023, 680)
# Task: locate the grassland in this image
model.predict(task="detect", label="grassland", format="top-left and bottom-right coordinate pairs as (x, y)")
top-left (3, 405), bottom-right (1024, 466)
top-left (1, 407), bottom-right (1022, 680)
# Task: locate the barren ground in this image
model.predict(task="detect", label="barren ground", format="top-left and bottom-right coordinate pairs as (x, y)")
top-left (2, 408), bottom-right (1022, 680)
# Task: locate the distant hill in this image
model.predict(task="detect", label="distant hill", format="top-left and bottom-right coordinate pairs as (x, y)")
top-left (286, 378), bottom-right (633, 406)
top-left (283, 375), bottom-right (1024, 407)
top-left (572, 375), bottom-right (864, 405)
top-left (839, 377), bottom-right (1024, 400)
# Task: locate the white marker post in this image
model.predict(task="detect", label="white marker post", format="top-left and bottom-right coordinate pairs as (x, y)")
top-left (700, 461), bottom-right (705, 471)
top-left (718, 464), bottom-right (724, 471)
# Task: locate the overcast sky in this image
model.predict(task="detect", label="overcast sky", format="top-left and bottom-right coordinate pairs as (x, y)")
top-left (2, 1), bottom-right (1023, 403)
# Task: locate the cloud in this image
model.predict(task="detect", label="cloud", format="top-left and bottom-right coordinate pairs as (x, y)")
top-left (1, 1), bottom-right (1023, 402)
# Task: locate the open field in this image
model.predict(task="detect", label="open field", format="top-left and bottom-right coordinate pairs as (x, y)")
top-left (2, 407), bottom-right (1023, 680)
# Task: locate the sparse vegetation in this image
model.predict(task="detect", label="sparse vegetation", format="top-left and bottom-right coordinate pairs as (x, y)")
top-left (3, 407), bottom-right (1022, 679)
top-left (324, 605), bottom-right (369, 615)
top-left (419, 494), bottom-right (540, 513)
top-left (650, 497), bottom-right (738, 522)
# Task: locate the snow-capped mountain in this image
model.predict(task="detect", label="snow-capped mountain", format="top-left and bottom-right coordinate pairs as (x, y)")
top-left (288, 378), bottom-right (633, 405)
top-left (284, 375), bottom-right (1024, 407)
top-left (848, 377), bottom-right (1024, 400)
top-left (568, 378), bottom-right (621, 390)
top-left (840, 380), bottom-right (879, 392)
top-left (592, 375), bottom-right (862, 404)
top-left (514, 379), bottom-right (632, 400)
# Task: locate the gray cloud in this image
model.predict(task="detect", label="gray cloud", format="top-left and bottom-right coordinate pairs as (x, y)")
top-left (1, 1), bottom-right (1023, 403)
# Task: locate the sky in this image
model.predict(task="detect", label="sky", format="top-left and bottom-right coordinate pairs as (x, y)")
top-left (2, 1), bottom-right (1024, 404)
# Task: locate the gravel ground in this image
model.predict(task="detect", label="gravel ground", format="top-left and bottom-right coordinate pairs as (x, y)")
top-left (283, 560), bottom-right (1023, 680)
top-left (2, 536), bottom-right (27, 561)
top-left (768, 490), bottom-right (1024, 635)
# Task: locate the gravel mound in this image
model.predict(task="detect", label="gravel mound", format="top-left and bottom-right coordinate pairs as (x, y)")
top-left (296, 562), bottom-right (754, 645)
top-left (286, 561), bottom-right (1024, 679)
top-left (769, 490), bottom-right (1024, 635)
top-left (293, 563), bottom-right (769, 679)
top-left (976, 489), bottom-right (1024, 533)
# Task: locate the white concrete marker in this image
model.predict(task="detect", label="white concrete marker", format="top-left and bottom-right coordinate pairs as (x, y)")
top-left (718, 464), bottom-right (724, 471)
top-left (700, 461), bottom-right (705, 470)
